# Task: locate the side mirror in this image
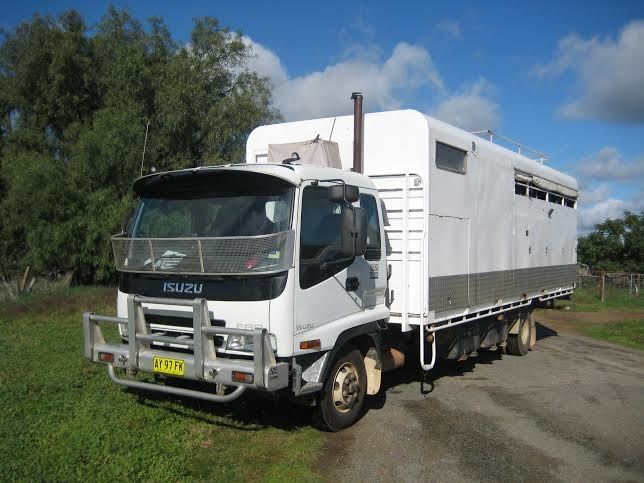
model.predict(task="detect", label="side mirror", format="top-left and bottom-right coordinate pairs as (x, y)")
top-left (341, 206), bottom-right (368, 257)
top-left (355, 207), bottom-right (367, 256)
top-left (328, 184), bottom-right (360, 203)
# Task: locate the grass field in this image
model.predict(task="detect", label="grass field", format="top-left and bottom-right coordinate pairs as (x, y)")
top-left (580, 321), bottom-right (644, 351)
top-left (0, 287), bottom-right (322, 481)
top-left (544, 287), bottom-right (644, 350)
top-left (554, 286), bottom-right (644, 312)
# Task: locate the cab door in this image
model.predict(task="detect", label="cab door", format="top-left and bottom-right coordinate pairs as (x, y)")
top-left (294, 183), bottom-right (385, 336)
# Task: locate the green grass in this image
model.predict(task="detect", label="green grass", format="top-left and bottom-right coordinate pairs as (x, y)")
top-left (580, 320), bottom-right (644, 351)
top-left (0, 287), bottom-right (322, 481)
top-left (554, 286), bottom-right (644, 312)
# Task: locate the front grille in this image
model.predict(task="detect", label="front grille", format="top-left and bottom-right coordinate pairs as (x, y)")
top-left (145, 313), bottom-right (225, 347)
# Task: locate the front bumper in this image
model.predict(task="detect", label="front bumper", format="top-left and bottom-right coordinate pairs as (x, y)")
top-left (83, 294), bottom-right (289, 402)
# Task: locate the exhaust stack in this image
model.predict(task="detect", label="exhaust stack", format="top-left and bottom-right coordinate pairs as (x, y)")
top-left (351, 92), bottom-right (363, 173)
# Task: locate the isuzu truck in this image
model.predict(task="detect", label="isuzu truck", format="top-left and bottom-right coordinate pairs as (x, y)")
top-left (83, 94), bottom-right (578, 430)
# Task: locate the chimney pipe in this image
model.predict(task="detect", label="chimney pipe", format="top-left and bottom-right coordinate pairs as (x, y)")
top-left (351, 92), bottom-right (363, 173)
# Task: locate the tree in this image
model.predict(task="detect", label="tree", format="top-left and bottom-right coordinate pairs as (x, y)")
top-left (0, 8), bottom-right (280, 283)
top-left (577, 211), bottom-right (644, 273)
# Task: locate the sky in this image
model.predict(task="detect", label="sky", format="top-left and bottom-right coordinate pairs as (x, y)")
top-left (3, 0), bottom-right (644, 233)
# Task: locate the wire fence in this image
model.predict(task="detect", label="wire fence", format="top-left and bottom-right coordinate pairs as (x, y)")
top-left (577, 269), bottom-right (642, 300)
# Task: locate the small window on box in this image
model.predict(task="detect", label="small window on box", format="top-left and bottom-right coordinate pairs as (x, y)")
top-left (529, 187), bottom-right (546, 200)
top-left (436, 142), bottom-right (467, 174)
top-left (548, 193), bottom-right (563, 205)
top-left (564, 198), bottom-right (576, 208)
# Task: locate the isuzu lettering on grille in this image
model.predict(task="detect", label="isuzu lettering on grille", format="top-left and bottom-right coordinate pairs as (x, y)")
top-left (162, 282), bottom-right (203, 294)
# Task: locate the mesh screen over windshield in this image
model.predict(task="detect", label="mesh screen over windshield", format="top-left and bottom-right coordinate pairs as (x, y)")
top-left (112, 230), bottom-right (295, 275)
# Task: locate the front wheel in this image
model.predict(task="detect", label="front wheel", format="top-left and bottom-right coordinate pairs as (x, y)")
top-left (314, 346), bottom-right (366, 431)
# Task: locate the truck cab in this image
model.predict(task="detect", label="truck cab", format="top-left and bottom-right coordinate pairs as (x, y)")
top-left (84, 163), bottom-right (389, 430)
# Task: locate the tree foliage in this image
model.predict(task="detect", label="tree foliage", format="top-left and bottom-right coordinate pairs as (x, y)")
top-left (0, 8), bottom-right (280, 283)
top-left (577, 211), bottom-right (644, 273)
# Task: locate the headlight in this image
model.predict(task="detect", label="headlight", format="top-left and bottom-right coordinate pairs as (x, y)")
top-left (226, 335), bottom-right (254, 352)
top-left (226, 334), bottom-right (277, 352)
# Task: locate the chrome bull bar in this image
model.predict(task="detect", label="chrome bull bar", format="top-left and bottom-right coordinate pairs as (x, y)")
top-left (82, 294), bottom-right (289, 403)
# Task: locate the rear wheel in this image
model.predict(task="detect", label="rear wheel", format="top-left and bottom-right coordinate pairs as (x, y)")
top-left (314, 346), bottom-right (366, 431)
top-left (507, 313), bottom-right (532, 356)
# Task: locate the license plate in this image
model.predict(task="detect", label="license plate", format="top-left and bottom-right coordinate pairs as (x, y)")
top-left (153, 356), bottom-right (185, 377)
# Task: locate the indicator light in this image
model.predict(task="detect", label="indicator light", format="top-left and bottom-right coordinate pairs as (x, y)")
top-left (231, 371), bottom-right (254, 384)
top-left (98, 352), bottom-right (115, 363)
top-left (299, 339), bottom-right (321, 350)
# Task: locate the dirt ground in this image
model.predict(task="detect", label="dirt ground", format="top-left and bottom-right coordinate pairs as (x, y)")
top-left (320, 311), bottom-right (644, 482)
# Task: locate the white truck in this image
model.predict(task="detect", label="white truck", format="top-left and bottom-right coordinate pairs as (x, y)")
top-left (83, 94), bottom-right (578, 430)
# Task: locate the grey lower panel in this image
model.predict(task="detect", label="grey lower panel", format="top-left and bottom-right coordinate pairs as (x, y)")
top-left (428, 264), bottom-right (577, 313)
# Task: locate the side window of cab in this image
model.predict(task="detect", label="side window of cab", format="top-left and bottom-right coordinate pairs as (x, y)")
top-left (359, 194), bottom-right (381, 261)
top-left (299, 186), bottom-right (353, 289)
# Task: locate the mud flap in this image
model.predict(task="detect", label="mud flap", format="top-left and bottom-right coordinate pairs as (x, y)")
top-left (364, 351), bottom-right (382, 395)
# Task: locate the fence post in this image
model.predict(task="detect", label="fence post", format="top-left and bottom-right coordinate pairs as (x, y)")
top-left (599, 270), bottom-right (605, 302)
top-left (19, 266), bottom-right (30, 293)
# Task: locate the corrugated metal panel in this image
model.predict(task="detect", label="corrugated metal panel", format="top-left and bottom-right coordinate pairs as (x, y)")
top-left (429, 264), bottom-right (577, 314)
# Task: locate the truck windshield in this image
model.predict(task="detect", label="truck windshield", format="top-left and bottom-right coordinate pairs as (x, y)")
top-left (114, 172), bottom-right (296, 275)
top-left (131, 177), bottom-right (294, 238)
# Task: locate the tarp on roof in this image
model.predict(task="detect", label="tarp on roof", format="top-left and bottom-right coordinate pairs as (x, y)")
top-left (268, 136), bottom-right (342, 169)
top-left (515, 170), bottom-right (578, 199)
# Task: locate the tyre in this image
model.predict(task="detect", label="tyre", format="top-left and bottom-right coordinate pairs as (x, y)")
top-left (314, 345), bottom-right (367, 431)
top-left (506, 313), bottom-right (531, 356)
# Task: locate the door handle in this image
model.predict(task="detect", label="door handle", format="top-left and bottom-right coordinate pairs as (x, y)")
top-left (346, 277), bottom-right (359, 292)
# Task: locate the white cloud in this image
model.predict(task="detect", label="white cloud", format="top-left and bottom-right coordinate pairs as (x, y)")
top-left (578, 193), bottom-right (644, 233)
top-left (534, 20), bottom-right (644, 123)
top-left (244, 38), bottom-right (443, 121)
top-left (244, 37), bottom-right (500, 132)
top-left (243, 37), bottom-right (288, 85)
top-left (579, 184), bottom-right (611, 205)
top-left (573, 147), bottom-right (644, 232)
top-left (340, 43), bottom-right (383, 63)
top-left (577, 147), bottom-right (644, 182)
top-left (432, 78), bottom-right (500, 131)
top-left (578, 198), bottom-right (627, 232)
top-left (436, 20), bottom-right (462, 39)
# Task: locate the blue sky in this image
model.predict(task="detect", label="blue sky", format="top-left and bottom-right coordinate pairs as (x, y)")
top-left (3, 0), bottom-right (644, 232)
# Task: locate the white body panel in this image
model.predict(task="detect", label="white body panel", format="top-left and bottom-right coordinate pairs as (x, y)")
top-left (247, 110), bottom-right (578, 332)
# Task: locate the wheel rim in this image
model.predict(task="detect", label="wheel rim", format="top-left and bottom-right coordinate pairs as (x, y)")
top-left (519, 317), bottom-right (530, 345)
top-left (332, 362), bottom-right (360, 413)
